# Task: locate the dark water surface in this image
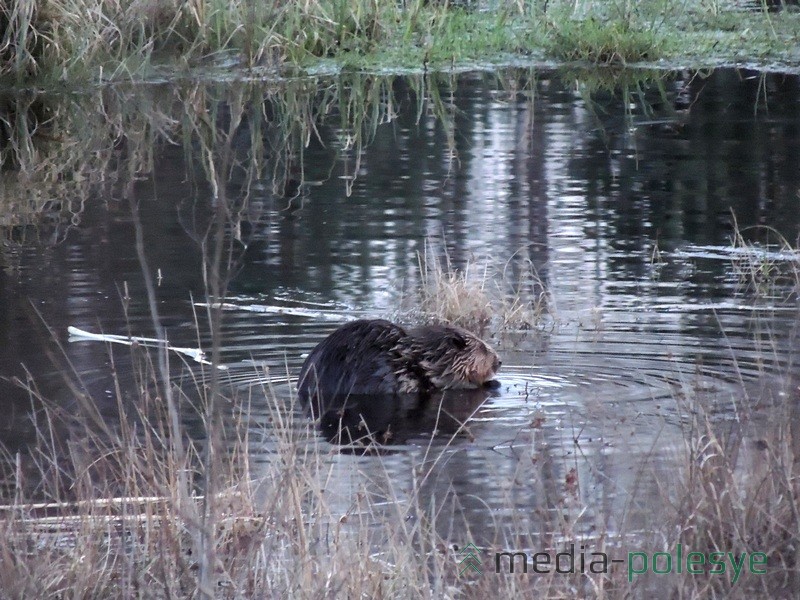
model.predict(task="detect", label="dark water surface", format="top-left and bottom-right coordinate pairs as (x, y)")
top-left (2, 67), bottom-right (800, 546)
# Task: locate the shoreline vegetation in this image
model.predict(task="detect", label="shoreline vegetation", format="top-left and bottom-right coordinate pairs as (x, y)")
top-left (1, 0), bottom-right (799, 86)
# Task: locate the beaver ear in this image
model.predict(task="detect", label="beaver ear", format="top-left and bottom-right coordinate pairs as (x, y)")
top-left (451, 332), bottom-right (467, 349)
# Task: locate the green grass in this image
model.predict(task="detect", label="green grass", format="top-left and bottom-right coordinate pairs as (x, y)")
top-left (2, 1), bottom-right (800, 85)
top-left (547, 16), bottom-right (664, 64)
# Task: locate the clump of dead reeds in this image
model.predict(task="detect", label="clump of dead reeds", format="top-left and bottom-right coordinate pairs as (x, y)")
top-left (417, 247), bottom-right (494, 331)
top-left (415, 244), bottom-right (554, 333)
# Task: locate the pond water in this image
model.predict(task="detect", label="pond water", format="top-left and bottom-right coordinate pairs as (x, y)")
top-left (1, 67), bottom-right (799, 551)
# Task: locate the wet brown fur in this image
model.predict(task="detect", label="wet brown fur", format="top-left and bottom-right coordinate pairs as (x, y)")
top-left (297, 319), bottom-right (500, 409)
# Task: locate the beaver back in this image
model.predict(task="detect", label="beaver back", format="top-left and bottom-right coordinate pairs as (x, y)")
top-left (297, 319), bottom-right (421, 409)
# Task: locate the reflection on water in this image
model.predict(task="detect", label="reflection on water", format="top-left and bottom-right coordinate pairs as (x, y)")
top-left (1, 67), bottom-right (800, 546)
top-left (299, 386), bottom-right (497, 447)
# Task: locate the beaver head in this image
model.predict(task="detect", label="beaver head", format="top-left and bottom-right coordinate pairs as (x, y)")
top-left (407, 324), bottom-right (500, 390)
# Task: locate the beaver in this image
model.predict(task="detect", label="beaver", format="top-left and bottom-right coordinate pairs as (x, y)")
top-left (297, 319), bottom-right (501, 418)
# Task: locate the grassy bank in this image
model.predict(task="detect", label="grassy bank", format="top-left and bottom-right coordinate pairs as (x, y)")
top-left (1, 1), bottom-right (799, 85)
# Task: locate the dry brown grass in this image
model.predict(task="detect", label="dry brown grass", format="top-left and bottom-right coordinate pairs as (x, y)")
top-left (417, 246), bottom-right (494, 331)
top-left (0, 356), bottom-right (475, 597)
top-left (415, 244), bottom-right (554, 333)
top-left (663, 385), bottom-right (800, 597)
